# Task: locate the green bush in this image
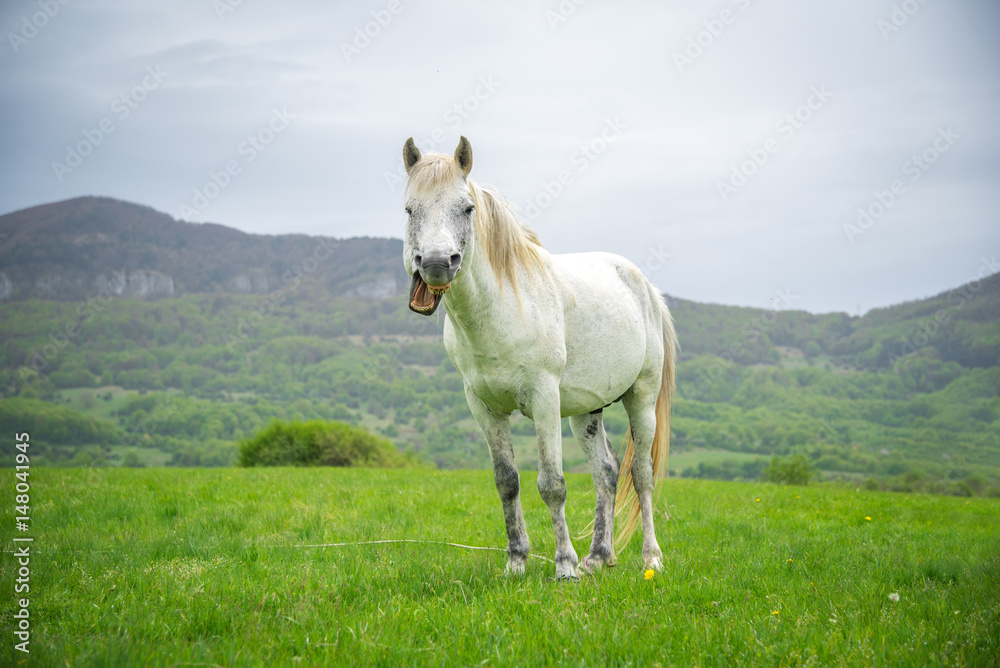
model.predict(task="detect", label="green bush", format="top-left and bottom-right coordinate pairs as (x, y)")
top-left (123, 451), bottom-right (145, 468)
top-left (238, 419), bottom-right (416, 468)
top-left (765, 454), bottom-right (813, 485)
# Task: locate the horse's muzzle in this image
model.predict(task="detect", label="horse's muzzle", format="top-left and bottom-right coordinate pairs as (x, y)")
top-left (414, 251), bottom-right (462, 287)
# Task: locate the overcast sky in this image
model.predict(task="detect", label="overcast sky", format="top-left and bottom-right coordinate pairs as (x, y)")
top-left (1, 0), bottom-right (997, 314)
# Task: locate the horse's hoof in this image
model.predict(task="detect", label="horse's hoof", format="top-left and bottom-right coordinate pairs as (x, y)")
top-left (644, 554), bottom-right (663, 571)
top-left (554, 560), bottom-right (579, 580)
top-left (580, 553), bottom-right (616, 574)
top-left (504, 560), bottom-right (526, 575)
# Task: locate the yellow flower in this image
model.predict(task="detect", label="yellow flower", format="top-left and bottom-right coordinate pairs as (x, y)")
top-left (787, 558), bottom-right (793, 563)
top-left (755, 498), bottom-right (761, 502)
top-left (865, 516), bottom-right (872, 521)
top-left (644, 569), bottom-right (655, 580)
top-left (772, 610), bottom-right (779, 616)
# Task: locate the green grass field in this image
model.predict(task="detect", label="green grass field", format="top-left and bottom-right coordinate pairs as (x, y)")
top-left (2, 468), bottom-right (998, 666)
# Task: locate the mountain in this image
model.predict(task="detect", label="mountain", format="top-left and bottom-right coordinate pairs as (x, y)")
top-left (667, 269), bottom-right (1000, 371)
top-left (3, 196), bottom-right (999, 373)
top-left (3, 196), bottom-right (998, 374)
top-left (0, 196), bottom-right (408, 302)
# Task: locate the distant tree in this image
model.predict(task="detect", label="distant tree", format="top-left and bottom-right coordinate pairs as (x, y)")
top-left (330, 403), bottom-right (354, 422)
top-left (765, 454), bottom-right (813, 485)
top-left (123, 451), bottom-right (145, 468)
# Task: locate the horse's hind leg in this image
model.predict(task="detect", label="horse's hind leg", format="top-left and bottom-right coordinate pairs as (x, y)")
top-left (622, 388), bottom-right (664, 570)
top-left (570, 411), bottom-right (618, 572)
top-left (465, 388), bottom-right (530, 574)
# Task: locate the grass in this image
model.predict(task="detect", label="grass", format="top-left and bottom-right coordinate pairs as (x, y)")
top-left (2, 468), bottom-right (998, 666)
top-left (668, 448), bottom-right (764, 475)
top-left (106, 445), bottom-right (174, 467)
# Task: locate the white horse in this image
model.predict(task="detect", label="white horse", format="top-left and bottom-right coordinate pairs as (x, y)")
top-left (401, 136), bottom-right (677, 579)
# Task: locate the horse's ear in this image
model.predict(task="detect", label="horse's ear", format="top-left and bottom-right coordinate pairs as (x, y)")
top-left (403, 138), bottom-right (421, 174)
top-left (454, 136), bottom-right (473, 176)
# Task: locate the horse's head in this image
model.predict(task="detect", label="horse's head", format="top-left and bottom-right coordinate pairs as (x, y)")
top-left (401, 136), bottom-right (475, 316)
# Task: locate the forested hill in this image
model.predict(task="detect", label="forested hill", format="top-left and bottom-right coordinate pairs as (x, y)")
top-left (668, 269), bottom-right (1000, 371)
top-left (0, 196), bottom-right (408, 302)
top-left (3, 196), bottom-right (998, 371)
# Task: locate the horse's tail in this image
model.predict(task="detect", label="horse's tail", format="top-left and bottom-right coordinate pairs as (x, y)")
top-left (613, 295), bottom-right (677, 551)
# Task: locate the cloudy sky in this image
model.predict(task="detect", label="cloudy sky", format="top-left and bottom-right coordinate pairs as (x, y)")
top-left (1, 0), bottom-right (997, 314)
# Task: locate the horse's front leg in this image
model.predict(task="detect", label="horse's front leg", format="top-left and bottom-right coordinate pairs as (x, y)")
top-left (530, 384), bottom-right (580, 580)
top-left (465, 388), bottom-right (530, 574)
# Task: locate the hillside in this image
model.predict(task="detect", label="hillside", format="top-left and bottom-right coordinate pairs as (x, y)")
top-left (0, 196), bottom-right (998, 495)
top-left (667, 269), bottom-right (1000, 370)
top-left (0, 196), bottom-right (408, 301)
top-left (3, 197), bottom-right (998, 371)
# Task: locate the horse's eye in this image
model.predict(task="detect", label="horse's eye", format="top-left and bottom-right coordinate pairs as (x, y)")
top-left (405, 207), bottom-right (412, 215)
top-left (465, 205), bottom-right (475, 215)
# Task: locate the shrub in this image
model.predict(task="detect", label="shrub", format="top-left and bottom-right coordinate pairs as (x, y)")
top-left (765, 454), bottom-right (813, 485)
top-left (123, 451), bottom-right (145, 468)
top-left (238, 419), bottom-right (417, 468)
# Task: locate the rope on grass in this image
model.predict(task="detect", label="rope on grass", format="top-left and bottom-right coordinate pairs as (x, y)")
top-left (292, 539), bottom-right (554, 563)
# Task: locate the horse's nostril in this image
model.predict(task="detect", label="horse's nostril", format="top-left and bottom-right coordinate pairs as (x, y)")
top-left (450, 253), bottom-right (462, 268)
top-left (414, 254), bottom-right (423, 267)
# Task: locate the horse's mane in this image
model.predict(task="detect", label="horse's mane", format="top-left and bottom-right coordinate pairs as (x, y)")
top-left (405, 153), bottom-right (544, 299)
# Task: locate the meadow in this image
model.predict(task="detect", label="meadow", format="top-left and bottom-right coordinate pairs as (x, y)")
top-left (2, 467), bottom-right (997, 666)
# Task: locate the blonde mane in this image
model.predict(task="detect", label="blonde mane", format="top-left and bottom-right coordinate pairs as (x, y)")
top-left (406, 153), bottom-right (544, 298)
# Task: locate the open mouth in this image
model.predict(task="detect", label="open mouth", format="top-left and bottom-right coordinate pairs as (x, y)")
top-left (408, 273), bottom-right (451, 316)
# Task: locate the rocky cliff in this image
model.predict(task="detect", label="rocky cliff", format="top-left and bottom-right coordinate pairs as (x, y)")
top-left (0, 197), bottom-right (407, 302)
